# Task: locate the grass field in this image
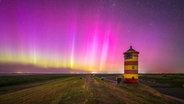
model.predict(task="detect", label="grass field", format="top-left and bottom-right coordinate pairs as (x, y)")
top-left (0, 74), bottom-right (76, 95)
top-left (139, 74), bottom-right (184, 88)
top-left (139, 74), bottom-right (184, 99)
top-left (0, 74), bottom-right (181, 104)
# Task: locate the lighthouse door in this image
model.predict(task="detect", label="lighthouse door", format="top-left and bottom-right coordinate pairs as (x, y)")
top-left (132, 76), bottom-right (134, 80)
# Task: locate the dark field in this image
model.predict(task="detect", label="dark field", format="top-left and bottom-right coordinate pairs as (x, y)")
top-left (0, 74), bottom-right (183, 104)
top-left (139, 74), bottom-right (184, 88)
top-left (139, 74), bottom-right (184, 99)
top-left (0, 74), bottom-right (73, 87)
top-left (0, 74), bottom-right (79, 95)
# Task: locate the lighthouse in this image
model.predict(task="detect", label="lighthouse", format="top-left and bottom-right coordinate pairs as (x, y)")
top-left (123, 46), bottom-right (139, 83)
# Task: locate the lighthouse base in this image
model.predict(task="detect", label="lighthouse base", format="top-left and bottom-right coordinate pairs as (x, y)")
top-left (124, 78), bottom-right (138, 83)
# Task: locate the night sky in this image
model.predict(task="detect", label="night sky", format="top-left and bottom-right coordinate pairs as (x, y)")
top-left (0, 0), bottom-right (184, 73)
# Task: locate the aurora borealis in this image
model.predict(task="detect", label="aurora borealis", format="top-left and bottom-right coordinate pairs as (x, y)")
top-left (0, 0), bottom-right (184, 73)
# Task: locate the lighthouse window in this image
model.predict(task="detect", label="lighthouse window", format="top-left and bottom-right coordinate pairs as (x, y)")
top-left (125, 54), bottom-right (132, 59)
top-left (132, 66), bottom-right (135, 69)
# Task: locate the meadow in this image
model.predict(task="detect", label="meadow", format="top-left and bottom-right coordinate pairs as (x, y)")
top-left (0, 74), bottom-right (76, 95)
top-left (139, 74), bottom-right (184, 99)
top-left (0, 74), bottom-right (182, 104)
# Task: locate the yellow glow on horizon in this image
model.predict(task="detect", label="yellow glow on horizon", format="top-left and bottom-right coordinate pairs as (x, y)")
top-left (0, 49), bottom-right (120, 73)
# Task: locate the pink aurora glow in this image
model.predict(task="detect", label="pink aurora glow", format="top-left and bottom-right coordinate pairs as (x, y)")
top-left (0, 0), bottom-right (184, 73)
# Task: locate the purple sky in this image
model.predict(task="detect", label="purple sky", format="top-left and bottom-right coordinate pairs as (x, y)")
top-left (0, 0), bottom-right (184, 73)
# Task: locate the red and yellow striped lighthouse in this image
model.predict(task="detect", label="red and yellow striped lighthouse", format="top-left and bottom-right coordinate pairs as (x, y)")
top-left (123, 46), bottom-right (139, 83)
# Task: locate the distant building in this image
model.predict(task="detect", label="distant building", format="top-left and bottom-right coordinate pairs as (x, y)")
top-left (123, 46), bottom-right (139, 83)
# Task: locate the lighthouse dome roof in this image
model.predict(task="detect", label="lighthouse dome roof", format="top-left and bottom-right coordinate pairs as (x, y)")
top-left (124, 46), bottom-right (139, 54)
top-left (127, 46), bottom-right (136, 52)
top-left (127, 46), bottom-right (137, 52)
